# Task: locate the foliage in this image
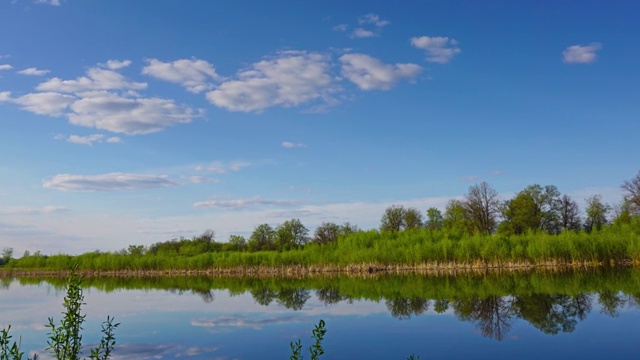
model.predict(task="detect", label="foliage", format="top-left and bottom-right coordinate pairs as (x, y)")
top-left (584, 195), bottom-right (611, 232)
top-left (499, 192), bottom-right (541, 235)
top-left (0, 265), bottom-right (119, 360)
top-left (403, 208), bottom-right (424, 230)
top-left (425, 207), bottom-right (443, 231)
top-left (380, 205), bottom-right (407, 232)
top-left (558, 194), bottom-right (582, 231)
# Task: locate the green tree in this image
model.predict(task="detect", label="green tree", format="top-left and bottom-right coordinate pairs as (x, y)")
top-left (276, 219), bottom-right (310, 250)
top-left (313, 222), bottom-right (341, 245)
top-left (248, 224), bottom-right (276, 251)
top-left (425, 207), bottom-right (444, 231)
top-left (583, 195), bottom-right (610, 232)
top-left (0, 248), bottom-right (13, 266)
top-left (380, 205), bottom-right (407, 232)
top-left (498, 192), bottom-right (541, 235)
top-left (521, 184), bottom-right (562, 234)
top-left (558, 194), bottom-right (581, 231)
top-left (464, 182), bottom-right (501, 234)
top-left (127, 245), bottom-right (145, 256)
top-left (403, 208), bottom-right (424, 230)
top-left (612, 198), bottom-right (634, 226)
top-left (227, 235), bottom-right (248, 251)
top-left (443, 200), bottom-right (471, 235)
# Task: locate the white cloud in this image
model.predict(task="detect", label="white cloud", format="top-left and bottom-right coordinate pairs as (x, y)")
top-left (106, 136), bottom-right (122, 143)
top-left (100, 59), bottom-right (132, 70)
top-left (1, 206), bottom-right (69, 215)
top-left (43, 173), bottom-right (179, 192)
top-left (17, 67), bottom-right (50, 76)
top-left (0, 64), bottom-right (13, 71)
top-left (563, 43), bottom-right (602, 64)
top-left (194, 161), bottom-right (251, 174)
top-left (0, 91), bottom-right (11, 102)
top-left (206, 51), bottom-right (337, 112)
top-left (35, 0), bottom-right (61, 5)
top-left (350, 28), bottom-right (376, 39)
top-left (66, 92), bottom-right (196, 135)
top-left (36, 67), bottom-right (147, 93)
top-left (182, 176), bottom-right (222, 184)
top-left (339, 53), bottom-right (422, 91)
top-left (193, 196), bottom-right (302, 210)
top-left (410, 36), bottom-right (461, 64)
top-left (142, 58), bottom-right (221, 93)
top-left (66, 134), bottom-right (104, 145)
top-left (332, 24), bottom-right (348, 32)
top-left (282, 141), bottom-right (307, 148)
top-left (358, 13), bottom-right (390, 27)
top-left (12, 92), bottom-right (75, 116)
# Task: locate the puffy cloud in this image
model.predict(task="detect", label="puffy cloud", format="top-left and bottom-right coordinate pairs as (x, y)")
top-left (339, 53), bottom-right (422, 90)
top-left (142, 58), bottom-right (221, 93)
top-left (100, 59), bottom-right (132, 70)
top-left (410, 36), bottom-right (461, 64)
top-left (206, 51), bottom-right (337, 112)
top-left (563, 43), bottom-right (602, 64)
top-left (194, 160), bottom-right (251, 174)
top-left (0, 64), bottom-right (13, 71)
top-left (43, 173), bottom-right (179, 191)
top-left (12, 92), bottom-right (75, 116)
top-left (193, 196), bottom-right (302, 210)
top-left (36, 68), bottom-right (147, 93)
top-left (17, 67), bottom-right (50, 76)
top-left (66, 92), bottom-right (196, 134)
top-left (282, 141), bottom-right (307, 148)
top-left (0, 91), bottom-right (11, 102)
top-left (350, 28), bottom-right (376, 39)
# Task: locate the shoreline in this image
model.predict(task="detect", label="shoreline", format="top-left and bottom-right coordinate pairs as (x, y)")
top-left (1, 260), bottom-right (634, 278)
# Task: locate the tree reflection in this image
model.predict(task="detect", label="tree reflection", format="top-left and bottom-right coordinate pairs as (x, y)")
top-left (598, 290), bottom-right (626, 317)
top-left (316, 287), bottom-right (352, 305)
top-left (386, 297), bottom-right (430, 320)
top-left (433, 298), bottom-right (450, 313)
top-left (453, 295), bottom-right (514, 341)
top-left (512, 294), bottom-right (591, 334)
top-left (250, 288), bottom-right (277, 306)
top-left (276, 287), bottom-right (311, 310)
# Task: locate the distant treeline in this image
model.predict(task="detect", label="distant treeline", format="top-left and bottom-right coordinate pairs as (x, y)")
top-left (2, 172), bottom-right (640, 271)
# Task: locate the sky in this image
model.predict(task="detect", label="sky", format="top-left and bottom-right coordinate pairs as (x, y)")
top-left (1, 0), bottom-right (639, 255)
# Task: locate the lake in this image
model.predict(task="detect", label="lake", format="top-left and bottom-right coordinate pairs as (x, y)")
top-left (1, 268), bottom-right (639, 359)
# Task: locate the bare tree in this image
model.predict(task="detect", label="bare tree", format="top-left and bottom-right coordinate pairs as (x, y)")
top-left (464, 182), bottom-right (501, 234)
top-left (622, 171), bottom-right (640, 213)
top-left (558, 194), bottom-right (581, 231)
top-left (314, 222), bottom-right (341, 245)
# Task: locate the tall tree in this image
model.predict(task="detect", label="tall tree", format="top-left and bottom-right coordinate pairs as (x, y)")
top-left (404, 207), bottom-right (424, 230)
top-left (522, 184), bottom-right (562, 234)
top-left (276, 218), bottom-right (310, 250)
top-left (558, 194), bottom-right (581, 231)
top-left (464, 182), bottom-right (501, 234)
top-left (426, 207), bottom-right (444, 231)
top-left (248, 224), bottom-right (276, 251)
top-left (313, 222), bottom-right (341, 245)
top-left (498, 192), bottom-right (541, 235)
top-left (227, 235), bottom-right (247, 251)
top-left (1, 247), bottom-right (13, 266)
top-left (380, 205), bottom-right (407, 232)
top-left (443, 200), bottom-right (471, 235)
top-left (621, 171), bottom-right (640, 213)
top-left (583, 195), bottom-right (610, 232)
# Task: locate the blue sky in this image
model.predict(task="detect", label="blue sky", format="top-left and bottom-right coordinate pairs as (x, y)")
top-left (1, 0), bottom-right (639, 255)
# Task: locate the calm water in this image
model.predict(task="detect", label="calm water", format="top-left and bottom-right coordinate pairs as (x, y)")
top-left (1, 268), bottom-right (640, 359)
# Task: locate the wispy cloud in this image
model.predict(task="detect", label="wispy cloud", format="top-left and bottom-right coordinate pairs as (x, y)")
top-left (206, 51), bottom-right (338, 112)
top-left (35, 0), bottom-right (61, 6)
top-left (17, 67), bottom-right (50, 76)
top-left (282, 141), bottom-right (307, 148)
top-left (191, 315), bottom-right (306, 330)
top-left (193, 196), bottom-right (302, 210)
top-left (1, 206), bottom-right (69, 215)
top-left (0, 64), bottom-right (13, 71)
top-left (332, 24), bottom-right (348, 32)
top-left (348, 14), bottom-right (390, 39)
top-left (350, 28), bottom-right (376, 39)
top-left (563, 43), bottom-right (602, 64)
top-left (410, 36), bottom-right (461, 64)
top-left (340, 53), bottom-right (422, 90)
top-left (174, 346), bottom-right (219, 358)
top-left (43, 173), bottom-right (179, 192)
top-left (143, 58), bottom-right (221, 93)
top-left (194, 161), bottom-right (251, 174)
top-left (182, 176), bottom-right (222, 184)
top-left (64, 134), bottom-right (104, 145)
top-left (358, 13), bottom-right (390, 28)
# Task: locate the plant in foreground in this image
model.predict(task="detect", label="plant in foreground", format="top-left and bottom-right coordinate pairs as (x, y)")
top-left (0, 264), bottom-right (119, 360)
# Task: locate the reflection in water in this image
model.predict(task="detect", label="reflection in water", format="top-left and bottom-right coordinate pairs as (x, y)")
top-left (6, 267), bottom-right (640, 342)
